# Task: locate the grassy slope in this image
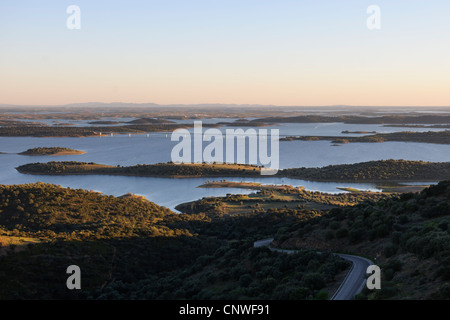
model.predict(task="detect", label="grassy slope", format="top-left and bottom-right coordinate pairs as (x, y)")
top-left (176, 183), bottom-right (392, 215)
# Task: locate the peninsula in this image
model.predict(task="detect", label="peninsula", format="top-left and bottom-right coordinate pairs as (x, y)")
top-left (280, 130), bottom-right (450, 145)
top-left (16, 161), bottom-right (263, 178)
top-left (16, 159), bottom-right (450, 182)
top-left (19, 147), bottom-right (86, 156)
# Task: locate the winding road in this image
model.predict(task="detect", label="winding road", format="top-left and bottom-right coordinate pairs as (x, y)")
top-left (253, 238), bottom-right (373, 300)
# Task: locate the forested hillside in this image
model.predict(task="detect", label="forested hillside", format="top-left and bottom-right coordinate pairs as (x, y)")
top-left (282, 160), bottom-right (450, 181)
top-left (274, 181), bottom-right (450, 299)
top-left (0, 183), bottom-right (347, 299)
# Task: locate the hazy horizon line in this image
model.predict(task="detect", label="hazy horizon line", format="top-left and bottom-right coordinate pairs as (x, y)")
top-left (1, 102), bottom-right (450, 109)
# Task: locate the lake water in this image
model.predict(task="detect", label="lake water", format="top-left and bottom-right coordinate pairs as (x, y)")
top-left (0, 121), bottom-right (449, 211)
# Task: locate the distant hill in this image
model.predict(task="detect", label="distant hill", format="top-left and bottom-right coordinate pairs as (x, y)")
top-left (126, 118), bottom-right (174, 124)
top-left (255, 115), bottom-right (450, 124)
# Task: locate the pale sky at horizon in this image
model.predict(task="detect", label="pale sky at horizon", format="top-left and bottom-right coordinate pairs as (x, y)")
top-left (1, 0), bottom-right (450, 106)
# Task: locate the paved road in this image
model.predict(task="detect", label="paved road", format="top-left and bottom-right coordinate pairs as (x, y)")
top-left (331, 253), bottom-right (373, 300)
top-left (253, 238), bottom-right (373, 300)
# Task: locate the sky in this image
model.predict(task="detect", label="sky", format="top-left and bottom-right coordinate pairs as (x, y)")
top-left (1, 0), bottom-right (450, 106)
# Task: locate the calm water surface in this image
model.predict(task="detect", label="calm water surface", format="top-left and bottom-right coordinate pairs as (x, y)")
top-left (0, 121), bottom-right (448, 210)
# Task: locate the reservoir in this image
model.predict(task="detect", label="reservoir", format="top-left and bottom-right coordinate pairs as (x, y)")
top-left (1, 121), bottom-right (448, 211)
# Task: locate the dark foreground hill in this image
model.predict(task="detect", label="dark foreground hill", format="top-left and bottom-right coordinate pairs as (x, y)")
top-left (0, 183), bottom-right (348, 299)
top-left (273, 180), bottom-right (450, 299)
top-left (1, 181), bottom-right (449, 299)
